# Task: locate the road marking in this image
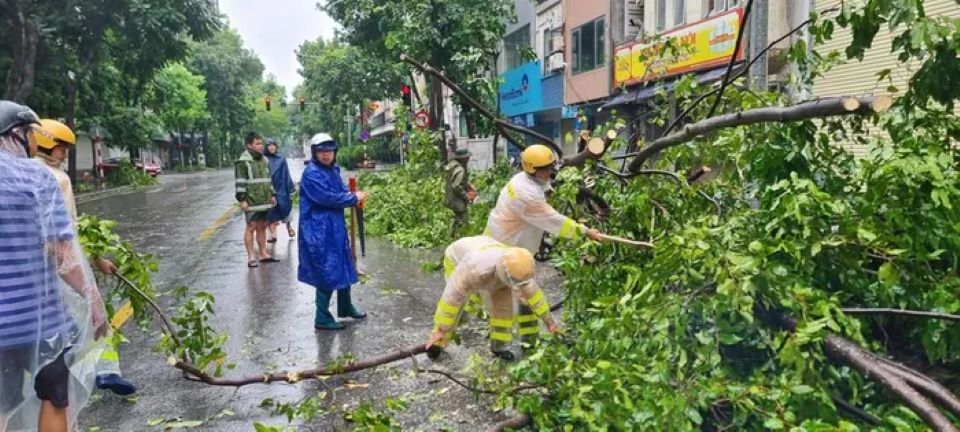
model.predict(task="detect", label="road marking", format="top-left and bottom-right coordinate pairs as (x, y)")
top-left (111, 300), bottom-right (134, 330)
top-left (198, 205), bottom-right (238, 241)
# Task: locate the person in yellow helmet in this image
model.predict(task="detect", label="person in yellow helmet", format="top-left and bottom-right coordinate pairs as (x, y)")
top-left (426, 235), bottom-right (559, 362)
top-left (33, 119), bottom-right (78, 219)
top-left (484, 144), bottom-right (604, 348)
top-left (33, 119), bottom-right (137, 396)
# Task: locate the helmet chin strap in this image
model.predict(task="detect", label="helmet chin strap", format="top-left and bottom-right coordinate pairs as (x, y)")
top-left (12, 128), bottom-right (32, 157)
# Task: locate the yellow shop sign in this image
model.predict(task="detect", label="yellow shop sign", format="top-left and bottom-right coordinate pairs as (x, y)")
top-left (614, 8), bottom-right (744, 87)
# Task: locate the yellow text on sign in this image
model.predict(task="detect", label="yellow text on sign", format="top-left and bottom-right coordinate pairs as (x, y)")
top-left (614, 9), bottom-right (743, 87)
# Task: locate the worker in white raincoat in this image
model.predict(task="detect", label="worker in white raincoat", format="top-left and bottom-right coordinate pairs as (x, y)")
top-left (33, 119), bottom-right (137, 396)
top-left (484, 144), bottom-right (604, 347)
top-left (426, 236), bottom-right (558, 361)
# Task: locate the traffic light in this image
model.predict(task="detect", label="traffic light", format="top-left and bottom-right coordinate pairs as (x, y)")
top-left (280, 99), bottom-right (287, 108)
top-left (264, 96), bottom-right (271, 111)
top-left (400, 84), bottom-right (412, 107)
top-left (299, 96), bottom-right (305, 112)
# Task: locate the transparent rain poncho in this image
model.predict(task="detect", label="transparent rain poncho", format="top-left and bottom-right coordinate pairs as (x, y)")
top-left (433, 236), bottom-right (551, 345)
top-left (0, 129), bottom-right (107, 432)
top-left (484, 171), bottom-right (586, 253)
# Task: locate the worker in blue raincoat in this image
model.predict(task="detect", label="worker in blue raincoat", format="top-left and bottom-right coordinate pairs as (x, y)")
top-left (298, 133), bottom-right (368, 330)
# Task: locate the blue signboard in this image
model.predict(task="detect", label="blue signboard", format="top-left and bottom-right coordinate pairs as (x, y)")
top-left (499, 61), bottom-right (543, 117)
top-left (508, 113), bottom-right (535, 128)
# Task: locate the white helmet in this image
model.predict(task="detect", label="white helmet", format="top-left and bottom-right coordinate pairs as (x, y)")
top-left (310, 133), bottom-right (335, 146)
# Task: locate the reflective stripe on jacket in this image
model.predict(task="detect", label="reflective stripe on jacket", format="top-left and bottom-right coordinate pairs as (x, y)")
top-left (235, 150), bottom-right (275, 211)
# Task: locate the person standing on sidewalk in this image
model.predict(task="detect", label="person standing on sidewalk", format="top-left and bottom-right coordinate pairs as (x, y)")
top-left (264, 138), bottom-right (296, 242)
top-left (33, 119), bottom-right (136, 396)
top-left (298, 133), bottom-right (368, 330)
top-left (235, 132), bottom-right (277, 267)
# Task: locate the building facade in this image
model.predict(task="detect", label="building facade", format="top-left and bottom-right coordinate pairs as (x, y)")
top-left (810, 0), bottom-right (960, 157)
top-left (563, 0), bottom-right (613, 143)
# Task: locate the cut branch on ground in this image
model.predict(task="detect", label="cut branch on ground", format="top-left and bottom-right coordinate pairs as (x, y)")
top-left (172, 344), bottom-right (428, 387)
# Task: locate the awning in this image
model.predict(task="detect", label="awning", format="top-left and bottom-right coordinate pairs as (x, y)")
top-left (604, 67), bottom-right (732, 108)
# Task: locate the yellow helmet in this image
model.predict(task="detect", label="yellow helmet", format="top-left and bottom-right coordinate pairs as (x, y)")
top-left (34, 119), bottom-right (76, 150)
top-left (520, 144), bottom-right (557, 174)
top-left (499, 247), bottom-right (535, 287)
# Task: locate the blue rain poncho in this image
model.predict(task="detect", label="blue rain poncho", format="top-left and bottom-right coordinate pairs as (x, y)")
top-left (297, 156), bottom-right (358, 291)
top-left (265, 151), bottom-right (295, 223)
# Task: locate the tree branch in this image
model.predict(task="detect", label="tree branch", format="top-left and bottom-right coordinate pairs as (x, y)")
top-left (487, 413), bottom-right (531, 432)
top-left (561, 130), bottom-right (614, 168)
top-left (832, 395), bottom-right (882, 426)
top-left (704, 0), bottom-right (754, 119)
top-left (661, 6), bottom-right (840, 138)
top-left (843, 308), bottom-right (960, 322)
top-left (627, 95), bottom-right (892, 171)
top-left (875, 358), bottom-right (960, 418)
top-left (116, 273), bottom-right (182, 348)
top-left (414, 366), bottom-right (541, 395)
top-left (400, 54), bottom-right (562, 155)
top-left (173, 344), bottom-right (428, 387)
top-left (824, 335), bottom-right (959, 432)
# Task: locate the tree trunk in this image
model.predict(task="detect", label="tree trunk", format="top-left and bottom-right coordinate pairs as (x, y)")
top-left (432, 77), bottom-right (448, 162)
top-left (65, 80), bottom-right (80, 182)
top-left (2, 0), bottom-right (39, 103)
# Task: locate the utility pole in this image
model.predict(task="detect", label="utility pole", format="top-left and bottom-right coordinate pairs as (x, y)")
top-left (749, 0), bottom-right (769, 91)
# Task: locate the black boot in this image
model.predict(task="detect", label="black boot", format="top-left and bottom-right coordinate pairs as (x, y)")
top-left (491, 350), bottom-right (516, 362)
top-left (337, 288), bottom-right (367, 319)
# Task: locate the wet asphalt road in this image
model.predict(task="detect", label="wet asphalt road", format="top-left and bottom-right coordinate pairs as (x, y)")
top-left (75, 167), bottom-right (561, 431)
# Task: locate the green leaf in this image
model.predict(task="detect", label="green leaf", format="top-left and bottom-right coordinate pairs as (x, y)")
top-left (719, 333), bottom-right (743, 345)
top-left (878, 262), bottom-right (899, 285)
top-left (763, 417), bottom-right (784, 429)
top-left (685, 407), bottom-right (702, 425)
top-left (791, 384), bottom-right (814, 394)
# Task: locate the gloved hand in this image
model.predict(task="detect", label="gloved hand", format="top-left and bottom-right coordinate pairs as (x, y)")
top-left (425, 329), bottom-right (447, 349)
top-left (585, 227), bottom-right (602, 241)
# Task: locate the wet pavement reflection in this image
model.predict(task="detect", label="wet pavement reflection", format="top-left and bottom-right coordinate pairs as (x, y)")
top-left (76, 168), bottom-right (560, 431)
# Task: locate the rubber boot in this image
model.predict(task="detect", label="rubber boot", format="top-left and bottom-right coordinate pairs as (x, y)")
top-left (96, 373), bottom-right (137, 395)
top-left (314, 289), bottom-right (345, 330)
top-left (337, 288), bottom-right (367, 319)
top-left (517, 304), bottom-right (540, 351)
top-left (491, 350), bottom-right (516, 362)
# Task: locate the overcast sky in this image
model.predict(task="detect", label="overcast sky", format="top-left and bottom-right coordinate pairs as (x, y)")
top-left (217, 0), bottom-right (339, 98)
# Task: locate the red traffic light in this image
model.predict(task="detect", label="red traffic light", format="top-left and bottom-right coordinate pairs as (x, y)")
top-left (264, 96), bottom-right (271, 111)
top-left (299, 96), bottom-right (305, 112)
top-left (400, 85), bottom-right (412, 106)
